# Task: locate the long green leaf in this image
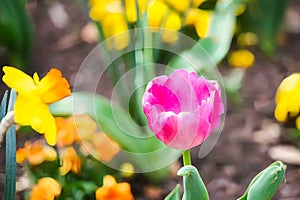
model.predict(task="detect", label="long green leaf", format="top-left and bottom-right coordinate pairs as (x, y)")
top-left (50, 92), bottom-right (180, 175)
top-left (177, 165), bottom-right (209, 200)
top-left (4, 90), bottom-right (16, 200)
top-left (0, 0), bottom-right (33, 70)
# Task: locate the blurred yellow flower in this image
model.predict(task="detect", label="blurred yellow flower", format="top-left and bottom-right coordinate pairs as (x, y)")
top-left (120, 162), bottom-right (135, 178)
top-left (16, 140), bottom-right (57, 165)
top-left (30, 177), bottom-right (61, 200)
top-left (165, 0), bottom-right (190, 12)
top-left (88, 0), bottom-right (213, 46)
top-left (185, 8), bottom-right (212, 38)
top-left (2, 66), bottom-right (71, 146)
top-left (95, 175), bottom-right (134, 200)
top-left (59, 146), bottom-right (81, 175)
top-left (228, 49), bottom-right (255, 68)
top-left (296, 116), bottom-right (300, 130)
top-left (274, 73), bottom-right (300, 124)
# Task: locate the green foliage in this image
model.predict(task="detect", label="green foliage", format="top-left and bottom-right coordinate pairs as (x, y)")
top-left (4, 90), bottom-right (17, 200)
top-left (177, 165), bottom-right (209, 200)
top-left (50, 92), bottom-right (180, 182)
top-left (238, 0), bottom-right (289, 55)
top-left (164, 185), bottom-right (181, 200)
top-left (238, 161), bottom-right (286, 200)
top-left (0, 0), bottom-right (33, 70)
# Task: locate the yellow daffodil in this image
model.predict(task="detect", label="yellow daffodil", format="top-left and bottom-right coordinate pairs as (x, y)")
top-left (162, 11), bottom-right (182, 43)
top-left (30, 177), bottom-right (61, 200)
top-left (59, 146), bottom-right (81, 175)
top-left (16, 140), bottom-right (57, 165)
top-left (2, 66), bottom-right (71, 146)
top-left (165, 0), bottom-right (190, 12)
top-left (95, 175), bottom-right (134, 200)
top-left (228, 49), bottom-right (255, 68)
top-left (274, 73), bottom-right (300, 124)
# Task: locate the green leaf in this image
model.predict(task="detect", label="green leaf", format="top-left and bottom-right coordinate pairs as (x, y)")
top-left (238, 161), bottom-right (286, 200)
top-left (50, 92), bottom-right (159, 153)
top-left (177, 165), bottom-right (209, 200)
top-left (50, 92), bottom-right (180, 179)
top-left (0, 0), bottom-right (33, 69)
top-left (0, 91), bottom-right (8, 119)
top-left (164, 184), bottom-right (181, 200)
top-left (238, 0), bottom-right (289, 55)
top-left (4, 90), bottom-right (17, 200)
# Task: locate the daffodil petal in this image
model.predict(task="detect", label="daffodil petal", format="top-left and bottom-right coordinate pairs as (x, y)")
top-left (14, 94), bottom-right (57, 146)
top-left (2, 66), bottom-right (36, 94)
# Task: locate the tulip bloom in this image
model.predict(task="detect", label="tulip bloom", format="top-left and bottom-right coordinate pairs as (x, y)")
top-left (142, 69), bottom-right (224, 150)
top-left (2, 66), bottom-right (71, 145)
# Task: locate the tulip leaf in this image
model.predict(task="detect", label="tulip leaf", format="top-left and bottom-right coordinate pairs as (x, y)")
top-left (238, 161), bottom-right (286, 200)
top-left (4, 90), bottom-right (17, 200)
top-left (50, 92), bottom-right (180, 178)
top-left (164, 185), bottom-right (181, 200)
top-left (0, 91), bottom-right (8, 119)
top-left (0, 0), bottom-right (33, 70)
top-left (50, 92), bottom-right (159, 153)
top-left (177, 165), bottom-right (209, 200)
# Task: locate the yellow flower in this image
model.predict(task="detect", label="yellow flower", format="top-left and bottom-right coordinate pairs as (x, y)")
top-left (95, 175), bottom-right (134, 200)
top-left (165, 0), bottom-right (191, 12)
top-left (274, 73), bottom-right (300, 123)
top-left (16, 140), bottom-right (57, 165)
top-left (30, 177), bottom-right (61, 200)
top-left (148, 1), bottom-right (169, 29)
top-left (228, 49), bottom-right (255, 68)
top-left (296, 116), bottom-right (300, 130)
top-left (162, 11), bottom-right (182, 43)
top-left (59, 147), bottom-right (81, 175)
top-left (2, 66), bottom-right (71, 146)
top-left (125, 0), bottom-right (137, 23)
top-left (185, 8), bottom-right (212, 38)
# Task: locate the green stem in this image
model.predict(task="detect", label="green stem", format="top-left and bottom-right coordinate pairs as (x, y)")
top-left (182, 150), bottom-right (191, 166)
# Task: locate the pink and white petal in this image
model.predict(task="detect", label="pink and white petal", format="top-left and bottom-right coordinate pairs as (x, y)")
top-left (165, 70), bottom-right (198, 112)
top-left (154, 112), bottom-right (179, 146)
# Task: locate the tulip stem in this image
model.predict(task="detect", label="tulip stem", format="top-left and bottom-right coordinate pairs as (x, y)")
top-left (183, 150), bottom-right (191, 166)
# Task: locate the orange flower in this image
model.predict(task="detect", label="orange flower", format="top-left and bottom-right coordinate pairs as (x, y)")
top-left (59, 147), bottom-right (81, 175)
top-left (2, 66), bottom-right (71, 146)
top-left (56, 117), bottom-right (77, 147)
top-left (30, 177), bottom-right (61, 200)
top-left (95, 175), bottom-right (134, 200)
top-left (56, 114), bottom-right (98, 147)
top-left (81, 133), bottom-right (120, 162)
top-left (16, 140), bottom-right (57, 165)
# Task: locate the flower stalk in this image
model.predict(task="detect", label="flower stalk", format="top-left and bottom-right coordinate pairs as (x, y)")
top-left (183, 150), bottom-right (191, 166)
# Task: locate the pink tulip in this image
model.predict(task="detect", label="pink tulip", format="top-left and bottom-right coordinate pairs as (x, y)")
top-left (142, 69), bottom-right (224, 150)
